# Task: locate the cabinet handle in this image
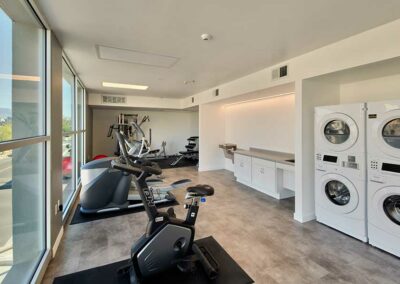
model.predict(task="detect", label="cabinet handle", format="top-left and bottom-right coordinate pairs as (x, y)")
top-left (259, 168), bottom-right (264, 174)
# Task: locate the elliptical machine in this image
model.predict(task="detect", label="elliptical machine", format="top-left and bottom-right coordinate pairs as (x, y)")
top-left (80, 131), bottom-right (191, 214)
top-left (113, 131), bottom-right (218, 283)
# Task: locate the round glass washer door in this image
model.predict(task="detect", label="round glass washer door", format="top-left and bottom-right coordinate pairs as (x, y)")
top-left (320, 113), bottom-right (358, 152)
top-left (382, 118), bottom-right (400, 149)
top-left (319, 173), bottom-right (359, 214)
top-left (325, 180), bottom-right (351, 206)
top-left (324, 120), bottom-right (351, 144)
top-left (371, 186), bottom-right (400, 234)
top-left (383, 195), bottom-right (400, 226)
top-left (373, 110), bottom-right (400, 159)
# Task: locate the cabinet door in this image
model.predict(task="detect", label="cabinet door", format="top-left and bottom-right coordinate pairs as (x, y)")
top-left (283, 170), bottom-right (295, 191)
top-left (234, 154), bottom-right (252, 183)
top-left (252, 158), bottom-right (276, 195)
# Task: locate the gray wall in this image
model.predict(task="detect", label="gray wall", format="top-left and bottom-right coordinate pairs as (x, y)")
top-left (49, 33), bottom-right (63, 246)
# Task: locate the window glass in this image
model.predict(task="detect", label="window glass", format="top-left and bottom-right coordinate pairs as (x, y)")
top-left (77, 82), bottom-right (84, 130)
top-left (62, 135), bottom-right (74, 207)
top-left (0, 2), bottom-right (46, 283)
top-left (62, 62), bottom-right (74, 132)
top-left (0, 144), bottom-right (45, 283)
top-left (0, 7), bottom-right (45, 142)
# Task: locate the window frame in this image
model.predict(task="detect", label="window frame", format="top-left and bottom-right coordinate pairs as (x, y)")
top-left (61, 55), bottom-right (86, 218)
top-left (0, 1), bottom-right (49, 282)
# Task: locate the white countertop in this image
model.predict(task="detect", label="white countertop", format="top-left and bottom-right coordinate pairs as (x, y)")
top-left (234, 147), bottom-right (295, 166)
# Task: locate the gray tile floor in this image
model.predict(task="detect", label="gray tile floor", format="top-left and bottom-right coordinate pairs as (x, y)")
top-left (43, 168), bottom-right (400, 284)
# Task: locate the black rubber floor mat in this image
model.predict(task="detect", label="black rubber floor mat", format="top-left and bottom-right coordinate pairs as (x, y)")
top-left (155, 156), bottom-right (197, 169)
top-left (70, 200), bottom-right (179, 225)
top-left (53, 236), bottom-right (254, 284)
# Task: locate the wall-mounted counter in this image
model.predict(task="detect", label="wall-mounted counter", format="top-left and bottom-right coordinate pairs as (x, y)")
top-left (234, 148), bottom-right (295, 199)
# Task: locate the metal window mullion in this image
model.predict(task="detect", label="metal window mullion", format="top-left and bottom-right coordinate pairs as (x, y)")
top-left (63, 131), bottom-right (80, 136)
top-left (0, 136), bottom-right (50, 152)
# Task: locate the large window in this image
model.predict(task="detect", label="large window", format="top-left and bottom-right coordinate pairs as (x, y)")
top-left (0, 2), bottom-right (47, 283)
top-left (62, 60), bottom-right (86, 213)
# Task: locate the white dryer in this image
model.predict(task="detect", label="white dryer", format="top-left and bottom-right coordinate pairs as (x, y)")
top-left (315, 103), bottom-right (365, 156)
top-left (367, 100), bottom-right (400, 256)
top-left (315, 103), bottom-right (367, 242)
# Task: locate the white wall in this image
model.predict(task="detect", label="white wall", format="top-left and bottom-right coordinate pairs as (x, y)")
top-left (295, 79), bottom-right (340, 222)
top-left (91, 108), bottom-right (198, 158)
top-left (198, 103), bottom-right (225, 171)
top-left (340, 73), bottom-right (400, 103)
top-left (225, 94), bottom-right (295, 152)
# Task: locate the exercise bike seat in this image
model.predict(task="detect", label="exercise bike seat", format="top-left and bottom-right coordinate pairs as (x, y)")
top-left (186, 184), bottom-right (214, 196)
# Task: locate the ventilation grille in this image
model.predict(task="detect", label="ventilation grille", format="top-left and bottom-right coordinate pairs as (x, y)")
top-left (102, 95), bottom-right (127, 104)
top-left (272, 65), bottom-right (288, 80)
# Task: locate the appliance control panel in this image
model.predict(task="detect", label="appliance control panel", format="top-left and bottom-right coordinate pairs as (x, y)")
top-left (342, 155), bottom-right (359, 169)
top-left (316, 152), bottom-right (361, 171)
top-left (370, 160), bottom-right (378, 170)
top-left (368, 158), bottom-right (400, 181)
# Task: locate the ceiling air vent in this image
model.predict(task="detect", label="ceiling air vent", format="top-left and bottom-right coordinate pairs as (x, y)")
top-left (272, 65), bottom-right (288, 81)
top-left (102, 95), bottom-right (127, 104)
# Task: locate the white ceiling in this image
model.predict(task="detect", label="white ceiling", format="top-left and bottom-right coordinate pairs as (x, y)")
top-left (35, 0), bottom-right (400, 98)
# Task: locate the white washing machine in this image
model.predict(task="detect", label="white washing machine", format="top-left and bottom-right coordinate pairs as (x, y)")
top-left (315, 103), bottom-right (367, 242)
top-left (367, 100), bottom-right (400, 256)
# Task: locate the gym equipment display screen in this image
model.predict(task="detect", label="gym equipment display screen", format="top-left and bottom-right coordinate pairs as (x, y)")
top-left (323, 155), bottom-right (338, 163)
top-left (382, 163), bottom-right (400, 174)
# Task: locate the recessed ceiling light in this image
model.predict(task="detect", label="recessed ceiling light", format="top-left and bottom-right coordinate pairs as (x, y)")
top-left (102, 82), bottom-right (149, 90)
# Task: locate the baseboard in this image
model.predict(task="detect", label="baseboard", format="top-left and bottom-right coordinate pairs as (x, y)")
top-left (294, 211), bottom-right (316, 223)
top-left (52, 226), bottom-right (64, 258)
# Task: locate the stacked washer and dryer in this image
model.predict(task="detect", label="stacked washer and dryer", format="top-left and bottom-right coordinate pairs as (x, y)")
top-left (367, 100), bottom-right (400, 257)
top-left (315, 100), bottom-right (400, 257)
top-left (315, 103), bottom-right (367, 242)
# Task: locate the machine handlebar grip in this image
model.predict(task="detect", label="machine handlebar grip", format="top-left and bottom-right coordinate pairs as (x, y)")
top-left (141, 163), bottom-right (162, 176)
top-left (111, 160), bottom-right (142, 174)
top-left (111, 160), bottom-right (162, 176)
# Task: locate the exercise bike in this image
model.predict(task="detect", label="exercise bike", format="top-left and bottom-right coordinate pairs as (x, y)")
top-left (113, 131), bottom-right (218, 283)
